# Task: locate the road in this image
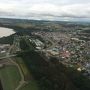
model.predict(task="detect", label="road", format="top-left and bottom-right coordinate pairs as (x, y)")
top-left (0, 59), bottom-right (14, 66)
top-left (7, 57), bottom-right (26, 90)
top-left (0, 54), bottom-right (16, 60)
top-left (45, 37), bottom-right (58, 50)
top-left (6, 44), bottom-right (26, 90)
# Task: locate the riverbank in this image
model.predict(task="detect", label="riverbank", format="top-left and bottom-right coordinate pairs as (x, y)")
top-left (0, 27), bottom-right (15, 38)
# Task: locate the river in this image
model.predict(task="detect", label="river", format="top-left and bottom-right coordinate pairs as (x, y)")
top-left (0, 27), bottom-right (15, 38)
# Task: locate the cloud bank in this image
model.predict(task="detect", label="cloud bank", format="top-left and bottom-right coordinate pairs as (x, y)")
top-left (0, 0), bottom-right (90, 21)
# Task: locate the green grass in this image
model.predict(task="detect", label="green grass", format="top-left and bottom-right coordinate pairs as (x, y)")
top-left (0, 53), bottom-right (6, 57)
top-left (15, 57), bottom-right (31, 81)
top-left (0, 57), bottom-right (40, 90)
top-left (15, 57), bottom-right (39, 90)
top-left (20, 80), bottom-right (39, 90)
top-left (0, 66), bottom-right (21, 90)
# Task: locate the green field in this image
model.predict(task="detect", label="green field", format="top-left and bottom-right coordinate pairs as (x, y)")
top-left (0, 66), bottom-right (21, 90)
top-left (20, 80), bottom-right (39, 90)
top-left (0, 53), bottom-right (6, 57)
top-left (15, 57), bottom-right (31, 81)
top-left (14, 57), bottom-right (39, 90)
top-left (0, 57), bottom-right (39, 90)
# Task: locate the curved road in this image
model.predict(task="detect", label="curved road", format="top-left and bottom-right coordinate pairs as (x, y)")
top-left (7, 45), bottom-right (26, 90)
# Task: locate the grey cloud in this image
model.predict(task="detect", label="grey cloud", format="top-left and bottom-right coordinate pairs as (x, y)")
top-left (0, 0), bottom-right (90, 21)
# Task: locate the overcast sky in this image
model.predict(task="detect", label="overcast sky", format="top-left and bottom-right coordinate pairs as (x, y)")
top-left (0, 0), bottom-right (90, 21)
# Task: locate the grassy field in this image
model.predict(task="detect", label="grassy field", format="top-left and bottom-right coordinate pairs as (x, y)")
top-left (15, 57), bottom-right (31, 81)
top-left (0, 53), bottom-right (6, 57)
top-left (0, 57), bottom-right (39, 90)
top-left (0, 66), bottom-right (21, 90)
top-left (20, 80), bottom-right (39, 90)
top-left (14, 57), bottom-right (39, 90)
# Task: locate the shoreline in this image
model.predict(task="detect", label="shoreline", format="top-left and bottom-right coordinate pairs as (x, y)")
top-left (0, 27), bottom-right (15, 38)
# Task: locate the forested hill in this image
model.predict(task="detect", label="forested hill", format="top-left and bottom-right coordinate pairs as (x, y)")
top-left (18, 51), bottom-right (90, 90)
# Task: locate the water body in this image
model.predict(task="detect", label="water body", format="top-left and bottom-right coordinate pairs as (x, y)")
top-left (0, 27), bottom-right (15, 38)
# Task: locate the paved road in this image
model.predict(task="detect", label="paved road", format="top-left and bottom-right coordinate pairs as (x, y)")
top-left (6, 45), bottom-right (26, 90)
top-left (0, 59), bottom-right (14, 66)
top-left (7, 57), bottom-right (26, 90)
top-left (0, 54), bottom-right (16, 60)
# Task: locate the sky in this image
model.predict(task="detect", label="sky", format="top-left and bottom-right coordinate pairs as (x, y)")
top-left (0, 0), bottom-right (90, 21)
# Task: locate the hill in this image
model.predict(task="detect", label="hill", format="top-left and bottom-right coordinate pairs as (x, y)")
top-left (18, 51), bottom-right (90, 90)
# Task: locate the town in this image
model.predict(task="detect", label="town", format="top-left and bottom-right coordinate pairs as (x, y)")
top-left (0, 29), bottom-right (90, 79)
top-left (0, 19), bottom-right (90, 90)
